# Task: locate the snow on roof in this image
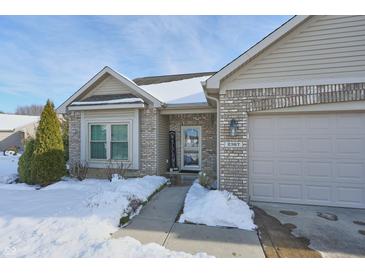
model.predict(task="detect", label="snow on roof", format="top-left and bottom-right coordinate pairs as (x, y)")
top-left (0, 114), bottom-right (39, 131)
top-left (139, 75), bottom-right (212, 104)
top-left (71, 98), bottom-right (144, 106)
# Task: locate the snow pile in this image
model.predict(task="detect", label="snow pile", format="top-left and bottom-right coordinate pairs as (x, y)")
top-left (0, 152), bottom-right (20, 184)
top-left (179, 181), bottom-right (256, 230)
top-left (0, 173), bottom-right (208, 257)
top-left (82, 236), bottom-right (210, 258)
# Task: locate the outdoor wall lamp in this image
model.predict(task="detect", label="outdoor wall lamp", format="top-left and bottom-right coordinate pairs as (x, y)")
top-left (229, 119), bottom-right (238, 136)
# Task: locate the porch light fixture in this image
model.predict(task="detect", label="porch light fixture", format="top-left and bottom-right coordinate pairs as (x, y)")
top-left (229, 119), bottom-right (238, 136)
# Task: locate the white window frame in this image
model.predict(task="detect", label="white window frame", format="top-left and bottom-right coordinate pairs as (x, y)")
top-left (88, 122), bottom-right (131, 162)
top-left (80, 109), bottom-right (139, 170)
top-left (181, 126), bottom-right (202, 171)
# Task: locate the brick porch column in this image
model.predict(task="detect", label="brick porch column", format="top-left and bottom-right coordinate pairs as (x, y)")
top-left (219, 90), bottom-right (250, 201)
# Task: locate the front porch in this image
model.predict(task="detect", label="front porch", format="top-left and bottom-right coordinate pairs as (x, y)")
top-left (158, 112), bottom-right (217, 179)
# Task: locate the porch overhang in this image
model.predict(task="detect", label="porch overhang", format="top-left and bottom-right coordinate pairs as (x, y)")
top-left (160, 103), bottom-right (216, 115)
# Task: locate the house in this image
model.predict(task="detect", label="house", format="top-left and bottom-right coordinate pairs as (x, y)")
top-left (58, 15), bottom-right (365, 209)
top-left (0, 114), bottom-right (39, 151)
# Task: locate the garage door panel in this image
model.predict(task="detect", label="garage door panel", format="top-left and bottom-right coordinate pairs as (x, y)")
top-left (249, 112), bottom-right (365, 208)
top-left (335, 162), bottom-right (364, 179)
top-left (306, 137), bottom-right (333, 153)
top-left (277, 138), bottom-right (303, 153)
top-left (274, 116), bottom-right (303, 132)
top-left (278, 183), bottom-right (302, 200)
top-left (336, 114), bottom-right (365, 130)
top-left (306, 185), bottom-right (332, 202)
top-left (251, 181), bottom-right (274, 199)
top-left (335, 186), bottom-right (364, 204)
top-left (306, 161), bottom-right (333, 178)
top-left (335, 138), bottom-right (364, 156)
top-left (251, 138), bottom-right (275, 153)
top-left (252, 117), bottom-right (275, 131)
top-left (277, 161), bottom-right (302, 176)
top-left (306, 116), bottom-right (331, 130)
top-left (251, 160), bottom-right (275, 176)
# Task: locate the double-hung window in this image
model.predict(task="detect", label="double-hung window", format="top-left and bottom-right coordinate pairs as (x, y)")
top-left (89, 123), bottom-right (129, 161)
top-left (111, 125), bottom-right (128, 160)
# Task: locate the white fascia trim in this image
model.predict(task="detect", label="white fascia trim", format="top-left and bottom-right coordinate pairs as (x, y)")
top-left (68, 103), bottom-right (145, 111)
top-left (160, 108), bottom-right (216, 115)
top-left (161, 103), bottom-right (216, 114)
top-left (205, 15), bottom-right (311, 90)
top-left (57, 66), bottom-right (162, 114)
top-left (165, 102), bottom-right (210, 108)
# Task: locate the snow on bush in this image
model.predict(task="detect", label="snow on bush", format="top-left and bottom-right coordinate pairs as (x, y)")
top-left (179, 181), bottom-right (256, 230)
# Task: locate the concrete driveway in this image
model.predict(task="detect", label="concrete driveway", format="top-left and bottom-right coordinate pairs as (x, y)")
top-left (253, 202), bottom-right (365, 258)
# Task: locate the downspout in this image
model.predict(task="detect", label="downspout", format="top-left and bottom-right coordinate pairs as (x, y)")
top-left (203, 84), bottom-right (220, 190)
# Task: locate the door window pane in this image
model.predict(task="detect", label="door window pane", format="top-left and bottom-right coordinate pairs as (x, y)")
top-left (183, 152), bottom-right (199, 166)
top-left (184, 128), bottom-right (199, 148)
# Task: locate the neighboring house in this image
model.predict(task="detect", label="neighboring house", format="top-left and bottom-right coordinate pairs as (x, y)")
top-left (58, 15), bottom-right (365, 209)
top-left (0, 114), bottom-right (39, 151)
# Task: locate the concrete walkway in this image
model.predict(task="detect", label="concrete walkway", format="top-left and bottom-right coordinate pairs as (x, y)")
top-left (113, 185), bottom-right (265, 258)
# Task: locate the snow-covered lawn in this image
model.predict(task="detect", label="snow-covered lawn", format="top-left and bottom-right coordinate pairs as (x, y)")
top-left (0, 152), bottom-right (20, 184)
top-left (0, 154), bottom-right (208, 257)
top-left (179, 181), bottom-right (256, 230)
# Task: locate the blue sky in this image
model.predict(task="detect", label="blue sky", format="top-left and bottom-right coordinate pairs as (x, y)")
top-left (0, 15), bottom-right (291, 113)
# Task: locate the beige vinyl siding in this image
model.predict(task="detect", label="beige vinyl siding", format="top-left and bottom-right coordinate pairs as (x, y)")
top-left (83, 75), bottom-right (137, 99)
top-left (223, 16), bottom-right (365, 90)
top-left (157, 114), bottom-right (170, 175)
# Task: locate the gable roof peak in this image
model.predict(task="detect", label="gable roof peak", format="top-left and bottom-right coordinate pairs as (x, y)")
top-left (57, 66), bottom-right (162, 114)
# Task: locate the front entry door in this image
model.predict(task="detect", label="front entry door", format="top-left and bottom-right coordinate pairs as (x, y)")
top-left (181, 126), bottom-right (201, 171)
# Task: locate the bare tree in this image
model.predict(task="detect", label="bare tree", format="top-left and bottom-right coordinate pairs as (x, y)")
top-left (15, 104), bottom-right (44, 116)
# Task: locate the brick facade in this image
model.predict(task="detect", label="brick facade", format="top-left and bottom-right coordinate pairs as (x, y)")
top-left (67, 107), bottom-right (159, 178)
top-left (68, 109), bottom-right (216, 179)
top-left (219, 82), bottom-right (365, 200)
top-left (169, 113), bottom-right (217, 177)
top-left (68, 110), bottom-right (81, 165)
top-left (139, 107), bottom-right (158, 175)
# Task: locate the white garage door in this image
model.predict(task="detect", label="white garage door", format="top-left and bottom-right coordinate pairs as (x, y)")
top-left (249, 112), bottom-right (365, 208)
